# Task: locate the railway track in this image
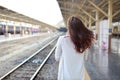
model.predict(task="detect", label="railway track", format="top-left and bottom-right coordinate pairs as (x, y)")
top-left (0, 36), bottom-right (58, 80)
top-left (31, 51), bottom-right (57, 80)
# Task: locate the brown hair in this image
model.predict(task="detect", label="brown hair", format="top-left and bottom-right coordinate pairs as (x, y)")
top-left (67, 16), bottom-right (94, 53)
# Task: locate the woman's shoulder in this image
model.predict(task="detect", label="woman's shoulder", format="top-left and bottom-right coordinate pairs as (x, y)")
top-left (59, 35), bottom-right (70, 38)
top-left (56, 36), bottom-right (64, 45)
top-left (57, 35), bottom-right (66, 42)
top-left (58, 35), bottom-right (65, 39)
top-left (57, 36), bottom-right (64, 41)
top-left (58, 35), bottom-right (70, 40)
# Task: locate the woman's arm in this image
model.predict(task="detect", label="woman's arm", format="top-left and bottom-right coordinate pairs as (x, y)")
top-left (55, 37), bottom-right (62, 64)
top-left (55, 61), bottom-right (59, 64)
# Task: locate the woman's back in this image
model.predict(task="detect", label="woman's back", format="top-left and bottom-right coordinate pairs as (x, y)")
top-left (56, 36), bottom-right (84, 80)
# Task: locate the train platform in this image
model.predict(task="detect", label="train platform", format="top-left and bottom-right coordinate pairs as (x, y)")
top-left (85, 48), bottom-right (120, 80)
top-left (0, 32), bottom-right (51, 43)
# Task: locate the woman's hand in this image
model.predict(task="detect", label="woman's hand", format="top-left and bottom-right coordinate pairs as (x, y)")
top-left (56, 61), bottom-right (59, 64)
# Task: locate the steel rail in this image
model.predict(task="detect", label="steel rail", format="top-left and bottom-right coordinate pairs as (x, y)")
top-left (30, 45), bottom-right (56, 80)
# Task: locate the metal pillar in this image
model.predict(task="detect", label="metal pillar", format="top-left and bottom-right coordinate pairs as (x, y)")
top-left (5, 20), bottom-right (8, 37)
top-left (95, 10), bottom-right (99, 40)
top-left (108, 0), bottom-right (113, 52)
top-left (20, 22), bottom-right (22, 36)
top-left (13, 22), bottom-right (16, 36)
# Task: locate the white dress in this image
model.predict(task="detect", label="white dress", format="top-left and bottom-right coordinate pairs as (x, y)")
top-left (55, 36), bottom-right (84, 80)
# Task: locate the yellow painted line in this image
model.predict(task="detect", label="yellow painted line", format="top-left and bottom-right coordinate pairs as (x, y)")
top-left (84, 67), bottom-right (91, 80)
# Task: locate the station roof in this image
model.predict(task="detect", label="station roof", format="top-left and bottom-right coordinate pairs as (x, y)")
top-left (57, 0), bottom-right (120, 25)
top-left (0, 6), bottom-right (56, 30)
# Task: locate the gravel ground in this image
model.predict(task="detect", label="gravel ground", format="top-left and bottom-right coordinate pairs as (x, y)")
top-left (0, 32), bottom-right (59, 77)
top-left (35, 51), bottom-right (58, 80)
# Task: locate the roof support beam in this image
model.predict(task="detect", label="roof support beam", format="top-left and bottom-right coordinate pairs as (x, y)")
top-left (61, 7), bottom-right (77, 13)
top-left (61, 7), bottom-right (87, 21)
top-left (113, 10), bottom-right (120, 17)
top-left (98, 0), bottom-right (105, 6)
top-left (88, 0), bottom-right (108, 17)
top-left (78, 15), bottom-right (87, 23)
top-left (100, 10), bottom-right (120, 20)
top-left (77, 7), bottom-right (96, 21)
top-left (58, 1), bottom-right (80, 7)
top-left (81, 0), bottom-right (86, 8)
top-left (58, 1), bottom-right (96, 21)
top-left (60, 7), bottom-right (94, 24)
top-left (79, 16), bottom-right (89, 26)
top-left (62, 12), bottom-right (87, 24)
top-left (0, 13), bottom-right (25, 22)
top-left (58, 1), bottom-right (94, 10)
top-left (84, 17), bottom-right (88, 27)
top-left (89, 16), bottom-right (92, 30)
top-left (101, 1), bottom-right (108, 8)
top-left (83, 5), bottom-right (95, 10)
top-left (100, 16), bottom-right (106, 20)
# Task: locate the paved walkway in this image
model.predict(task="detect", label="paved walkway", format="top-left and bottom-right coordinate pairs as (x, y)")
top-left (85, 38), bottom-right (120, 80)
top-left (0, 33), bottom-right (49, 43)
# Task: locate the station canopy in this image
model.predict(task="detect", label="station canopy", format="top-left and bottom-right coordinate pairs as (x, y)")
top-left (0, 6), bottom-right (56, 29)
top-left (57, 0), bottom-right (120, 25)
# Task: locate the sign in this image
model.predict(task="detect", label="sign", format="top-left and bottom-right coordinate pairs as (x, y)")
top-left (109, 29), bottom-right (112, 33)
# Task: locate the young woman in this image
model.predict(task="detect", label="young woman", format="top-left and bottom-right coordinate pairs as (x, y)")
top-left (55, 16), bottom-right (94, 80)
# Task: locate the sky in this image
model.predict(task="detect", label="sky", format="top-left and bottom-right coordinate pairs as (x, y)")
top-left (0, 0), bottom-right (63, 26)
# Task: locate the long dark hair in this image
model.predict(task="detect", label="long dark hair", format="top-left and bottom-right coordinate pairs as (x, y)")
top-left (67, 16), bottom-right (94, 53)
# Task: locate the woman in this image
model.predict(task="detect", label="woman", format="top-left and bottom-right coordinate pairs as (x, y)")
top-left (55, 16), bottom-right (94, 80)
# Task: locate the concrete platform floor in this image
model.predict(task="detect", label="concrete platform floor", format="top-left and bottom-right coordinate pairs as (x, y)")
top-left (85, 38), bottom-right (120, 80)
top-left (0, 33), bottom-right (48, 43)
